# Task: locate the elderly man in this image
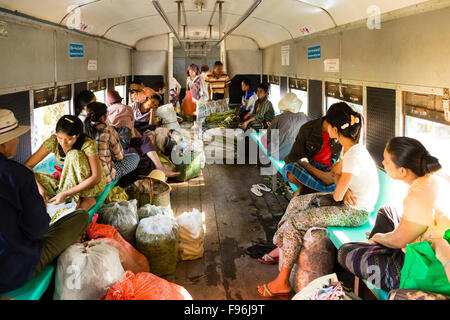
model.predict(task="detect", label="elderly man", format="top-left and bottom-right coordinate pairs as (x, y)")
top-left (0, 109), bottom-right (88, 294)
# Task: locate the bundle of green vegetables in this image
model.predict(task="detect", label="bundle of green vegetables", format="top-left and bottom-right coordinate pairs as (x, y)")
top-left (204, 110), bottom-right (239, 129)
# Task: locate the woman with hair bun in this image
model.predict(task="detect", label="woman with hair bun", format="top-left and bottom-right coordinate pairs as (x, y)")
top-left (338, 137), bottom-right (450, 293)
top-left (257, 102), bottom-right (379, 298)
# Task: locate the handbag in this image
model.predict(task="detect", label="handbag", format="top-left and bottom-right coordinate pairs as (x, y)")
top-left (399, 240), bottom-right (450, 296)
top-left (310, 193), bottom-right (344, 208)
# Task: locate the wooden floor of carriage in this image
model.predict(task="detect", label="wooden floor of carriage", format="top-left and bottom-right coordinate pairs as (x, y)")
top-left (165, 164), bottom-right (291, 300)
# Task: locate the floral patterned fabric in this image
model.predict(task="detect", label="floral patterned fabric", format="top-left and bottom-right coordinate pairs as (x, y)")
top-left (273, 193), bottom-right (369, 269)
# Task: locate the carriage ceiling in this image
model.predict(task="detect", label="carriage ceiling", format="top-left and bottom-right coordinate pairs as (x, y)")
top-left (0, 0), bottom-right (431, 49)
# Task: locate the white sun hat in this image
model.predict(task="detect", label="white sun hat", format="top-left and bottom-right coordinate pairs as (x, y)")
top-left (0, 109), bottom-right (30, 145)
top-left (278, 93), bottom-right (303, 113)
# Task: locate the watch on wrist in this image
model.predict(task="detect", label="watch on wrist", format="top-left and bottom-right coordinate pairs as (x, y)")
top-left (444, 261), bottom-right (450, 270)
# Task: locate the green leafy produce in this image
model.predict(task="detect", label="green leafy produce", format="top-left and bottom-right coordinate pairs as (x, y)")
top-left (98, 200), bottom-right (139, 246)
top-left (136, 215), bottom-right (179, 276)
top-left (105, 186), bottom-right (129, 204)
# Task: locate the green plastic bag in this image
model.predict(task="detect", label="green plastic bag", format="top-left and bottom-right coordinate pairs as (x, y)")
top-left (400, 240), bottom-right (450, 296)
top-left (175, 151), bottom-right (203, 182)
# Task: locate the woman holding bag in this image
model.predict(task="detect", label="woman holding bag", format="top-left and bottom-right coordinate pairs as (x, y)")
top-left (182, 64), bottom-right (207, 118)
top-left (338, 137), bottom-right (450, 293)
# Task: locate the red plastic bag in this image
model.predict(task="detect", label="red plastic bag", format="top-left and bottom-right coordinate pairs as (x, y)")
top-left (52, 165), bottom-right (63, 181)
top-left (86, 214), bottom-right (150, 274)
top-left (102, 271), bottom-right (192, 300)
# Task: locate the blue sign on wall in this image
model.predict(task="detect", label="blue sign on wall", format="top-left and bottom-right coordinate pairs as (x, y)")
top-left (307, 45), bottom-right (321, 60)
top-left (69, 43), bottom-right (84, 58)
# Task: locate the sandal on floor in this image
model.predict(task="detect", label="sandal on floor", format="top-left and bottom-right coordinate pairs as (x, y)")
top-left (245, 244), bottom-right (276, 259)
top-left (257, 284), bottom-right (290, 299)
top-left (257, 254), bottom-right (279, 265)
top-left (250, 186), bottom-right (263, 197)
top-left (253, 184), bottom-right (271, 193)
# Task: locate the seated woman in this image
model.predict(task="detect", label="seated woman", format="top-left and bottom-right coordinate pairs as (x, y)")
top-left (0, 109), bottom-right (88, 294)
top-left (84, 102), bottom-right (140, 185)
top-left (237, 78), bottom-right (257, 120)
top-left (261, 93), bottom-right (310, 160)
top-left (338, 137), bottom-right (450, 293)
top-left (131, 89), bottom-right (161, 134)
top-left (116, 127), bottom-right (179, 187)
top-left (282, 107), bottom-right (342, 197)
top-left (25, 115), bottom-right (107, 211)
top-left (106, 90), bottom-right (141, 138)
top-left (240, 82), bottom-right (275, 131)
top-left (257, 103), bottom-right (379, 298)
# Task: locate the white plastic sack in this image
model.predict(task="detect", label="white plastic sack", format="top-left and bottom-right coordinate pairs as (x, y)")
top-left (47, 199), bottom-right (77, 225)
top-left (176, 209), bottom-right (203, 239)
top-left (176, 209), bottom-right (204, 261)
top-left (138, 204), bottom-right (174, 220)
top-left (156, 103), bottom-right (180, 130)
top-left (54, 241), bottom-right (125, 300)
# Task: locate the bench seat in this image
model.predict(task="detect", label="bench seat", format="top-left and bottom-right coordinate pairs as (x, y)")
top-left (0, 155), bottom-right (117, 300)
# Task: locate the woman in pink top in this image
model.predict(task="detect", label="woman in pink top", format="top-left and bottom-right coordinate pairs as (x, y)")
top-left (106, 90), bottom-right (141, 138)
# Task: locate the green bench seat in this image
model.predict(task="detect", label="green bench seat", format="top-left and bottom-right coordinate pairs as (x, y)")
top-left (0, 155), bottom-right (117, 300)
top-left (250, 131), bottom-right (392, 300)
top-left (249, 132), bottom-right (299, 192)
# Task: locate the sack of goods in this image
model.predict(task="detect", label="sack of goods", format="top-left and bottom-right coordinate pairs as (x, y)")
top-left (138, 204), bottom-right (174, 220)
top-left (98, 199), bottom-right (139, 246)
top-left (136, 214), bottom-right (179, 276)
top-left (289, 228), bottom-right (336, 293)
top-left (54, 241), bottom-right (124, 300)
top-left (105, 186), bottom-right (129, 204)
top-left (86, 215), bottom-right (150, 274)
top-left (176, 209), bottom-right (204, 261)
top-left (172, 151), bottom-right (204, 182)
top-left (102, 271), bottom-right (192, 300)
top-left (155, 103), bottom-right (181, 130)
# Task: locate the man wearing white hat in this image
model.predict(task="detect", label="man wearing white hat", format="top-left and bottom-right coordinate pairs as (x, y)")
top-left (0, 109), bottom-right (88, 294)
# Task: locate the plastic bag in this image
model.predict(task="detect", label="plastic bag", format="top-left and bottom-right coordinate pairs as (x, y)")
top-left (86, 215), bottom-right (150, 274)
top-left (54, 241), bottom-right (124, 300)
top-left (289, 228), bottom-right (335, 293)
top-left (176, 209), bottom-right (204, 261)
top-left (292, 273), bottom-right (339, 300)
top-left (138, 204), bottom-right (174, 220)
top-left (47, 199), bottom-right (77, 225)
top-left (98, 200), bottom-right (139, 246)
top-left (102, 271), bottom-right (192, 300)
top-left (400, 241), bottom-right (450, 296)
top-left (156, 103), bottom-right (181, 130)
top-left (105, 186), bottom-right (129, 204)
top-left (136, 215), bottom-right (179, 276)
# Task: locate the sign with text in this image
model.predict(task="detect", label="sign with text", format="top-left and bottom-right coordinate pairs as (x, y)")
top-left (88, 60), bottom-right (97, 71)
top-left (281, 45), bottom-right (290, 66)
top-left (307, 45), bottom-right (321, 60)
top-left (324, 58), bottom-right (340, 72)
top-left (69, 43), bottom-right (84, 59)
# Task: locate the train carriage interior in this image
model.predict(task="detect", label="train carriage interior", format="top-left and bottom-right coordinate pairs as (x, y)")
top-left (0, 0), bottom-right (449, 302)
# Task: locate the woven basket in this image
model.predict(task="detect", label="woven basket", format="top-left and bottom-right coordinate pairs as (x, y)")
top-left (127, 177), bottom-right (171, 208)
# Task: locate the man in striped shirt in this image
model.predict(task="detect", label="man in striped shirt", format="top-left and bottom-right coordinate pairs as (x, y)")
top-left (205, 61), bottom-right (231, 101)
